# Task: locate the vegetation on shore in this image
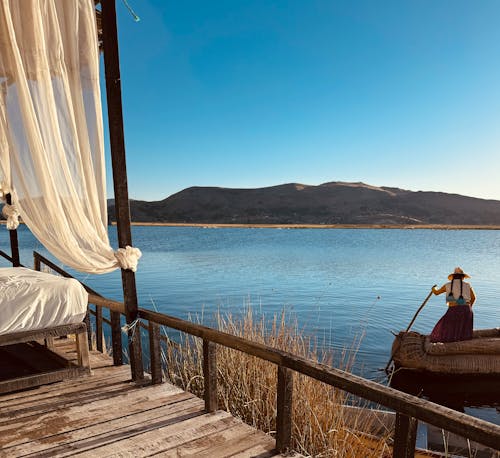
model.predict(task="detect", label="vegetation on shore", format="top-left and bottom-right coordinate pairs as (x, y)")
top-left (121, 222), bottom-right (500, 230)
top-left (154, 307), bottom-right (394, 457)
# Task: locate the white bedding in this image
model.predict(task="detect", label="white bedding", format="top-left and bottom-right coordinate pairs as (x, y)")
top-left (0, 267), bottom-right (88, 335)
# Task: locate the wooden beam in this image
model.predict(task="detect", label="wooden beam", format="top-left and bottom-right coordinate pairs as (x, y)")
top-left (393, 413), bottom-right (417, 458)
top-left (88, 293), bottom-right (125, 314)
top-left (101, 0), bottom-right (143, 382)
top-left (95, 305), bottom-right (103, 353)
top-left (203, 340), bottom-right (217, 412)
top-left (0, 250), bottom-right (24, 266)
top-left (5, 193), bottom-right (20, 267)
top-left (84, 310), bottom-right (93, 349)
top-left (44, 337), bottom-right (55, 350)
top-left (0, 323), bottom-right (87, 346)
top-left (111, 310), bottom-right (123, 366)
top-left (276, 366), bottom-right (293, 453)
top-left (76, 325), bottom-right (91, 371)
top-left (148, 322), bottom-right (162, 384)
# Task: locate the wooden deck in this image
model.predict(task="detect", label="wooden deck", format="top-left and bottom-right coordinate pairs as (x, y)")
top-left (0, 339), bottom-right (296, 457)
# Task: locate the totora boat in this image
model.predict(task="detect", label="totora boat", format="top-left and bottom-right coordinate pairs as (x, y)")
top-left (390, 328), bottom-right (500, 375)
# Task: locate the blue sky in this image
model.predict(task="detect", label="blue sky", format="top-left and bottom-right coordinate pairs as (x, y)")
top-left (102, 0), bottom-right (500, 201)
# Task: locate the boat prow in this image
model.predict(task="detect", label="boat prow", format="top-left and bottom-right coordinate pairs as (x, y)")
top-left (391, 328), bottom-right (500, 375)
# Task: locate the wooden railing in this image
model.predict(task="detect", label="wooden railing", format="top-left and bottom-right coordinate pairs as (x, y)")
top-left (30, 252), bottom-right (123, 365)
top-left (30, 251), bottom-right (500, 456)
top-left (0, 249), bottom-right (24, 267)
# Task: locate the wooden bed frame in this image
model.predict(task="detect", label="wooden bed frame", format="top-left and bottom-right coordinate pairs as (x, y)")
top-left (0, 322), bottom-right (91, 394)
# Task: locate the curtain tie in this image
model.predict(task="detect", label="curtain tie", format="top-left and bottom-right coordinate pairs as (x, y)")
top-left (2, 203), bottom-right (20, 230)
top-left (114, 245), bottom-right (142, 272)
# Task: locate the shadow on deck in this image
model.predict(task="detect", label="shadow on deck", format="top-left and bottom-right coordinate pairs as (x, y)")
top-left (0, 339), bottom-right (297, 458)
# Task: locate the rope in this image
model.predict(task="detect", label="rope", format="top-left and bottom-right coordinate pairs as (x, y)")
top-left (121, 318), bottom-right (140, 342)
top-left (121, 0), bottom-right (140, 22)
top-left (2, 203), bottom-right (20, 230)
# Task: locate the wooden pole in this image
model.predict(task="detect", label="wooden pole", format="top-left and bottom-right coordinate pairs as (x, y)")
top-left (393, 412), bottom-right (417, 458)
top-left (101, 0), bottom-right (143, 381)
top-left (276, 366), bottom-right (293, 453)
top-left (5, 193), bottom-right (20, 267)
top-left (110, 310), bottom-right (123, 366)
top-left (385, 285), bottom-right (436, 374)
top-left (203, 340), bottom-right (218, 412)
top-left (149, 322), bottom-right (162, 384)
top-left (95, 305), bottom-right (103, 353)
top-left (404, 285), bottom-right (437, 332)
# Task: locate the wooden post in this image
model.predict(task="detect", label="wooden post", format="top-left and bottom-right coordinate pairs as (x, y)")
top-left (110, 311), bottom-right (123, 365)
top-left (95, 305), bottom-right (103, 353)
top-left (76, 326), bottom-right (91, 371)
top-left (34, 255), bottom-right (41, 271)
top-left (44, 337), bottom-right (54, 349)
top-left (101, 0), bottom-right (143, 381)
top-left (84, 310), bottom-right (93, 350)
top-left (149, 322), bottom-right (162, 384)
top-left (5, 194), bottom-right (20, 267)
top-left (276, 365), bottom-right (293, 453)
top-left (203, 340), bottom-right (217, 412)
top-left (393, 412), bottom-right (417, 458)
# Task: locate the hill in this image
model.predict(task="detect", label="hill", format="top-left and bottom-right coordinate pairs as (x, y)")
top-left (108, 182), bottom-right (500, 225)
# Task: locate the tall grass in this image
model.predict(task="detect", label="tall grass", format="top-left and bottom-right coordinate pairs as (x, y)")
top-left (159, 306), bottom-right (393, 457)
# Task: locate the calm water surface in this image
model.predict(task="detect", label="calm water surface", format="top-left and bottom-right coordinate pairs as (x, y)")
top-left (2, 226), bottom-right (499, 421)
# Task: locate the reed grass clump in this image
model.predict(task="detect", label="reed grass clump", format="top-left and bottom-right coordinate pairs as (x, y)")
top-left (160, 307), bottom-right (393, 457)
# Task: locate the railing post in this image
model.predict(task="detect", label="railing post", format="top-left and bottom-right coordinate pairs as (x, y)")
top-left (149, 322), bottom-right (162, 384)
top-left (276, 365), bottom-right (293, 453)
top-left (76, 326), bottom-right (91, 371)
top-left (203, 340), bottom-right (217, 412)
top-left (393, 412), bottom-right (417, 458)
top-left (95, 305), bottom-right (103, 353)
top-left (111, 311), bottom-right (123, 366)
top-left (84, 310), bottom-right (93, 350)
top-left (44, 337), bottom-right (54, 349)
top-left (34, 253), bottom-right (40, 271)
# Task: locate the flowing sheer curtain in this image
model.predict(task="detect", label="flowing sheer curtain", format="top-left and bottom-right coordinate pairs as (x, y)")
top-left (0, 0), bottom-right (139, 274)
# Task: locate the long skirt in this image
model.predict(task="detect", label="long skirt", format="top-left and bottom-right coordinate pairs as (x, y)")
top-left (430, 305), bottom-right (473, 343)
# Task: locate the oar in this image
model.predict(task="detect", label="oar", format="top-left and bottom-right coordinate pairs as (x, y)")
top-left (384, 284), bottom-right (437, 374)
top-left (404, 284), bottom-right (437, 332)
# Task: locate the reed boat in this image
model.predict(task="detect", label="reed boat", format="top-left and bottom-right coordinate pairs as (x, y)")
top-left (391, 328), bottom-right (500, 375)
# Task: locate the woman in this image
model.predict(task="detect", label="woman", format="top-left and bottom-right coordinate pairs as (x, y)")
top-left (430, 267), bottom-right (476, 343)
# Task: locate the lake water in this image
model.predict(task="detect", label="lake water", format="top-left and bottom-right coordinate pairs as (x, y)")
top-left (2, 226), bottom-right (499, 422)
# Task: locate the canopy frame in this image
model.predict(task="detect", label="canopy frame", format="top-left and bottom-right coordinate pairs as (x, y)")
top-left (100, 0), bottom-right (144, 381)
top-left (1, 0), bottom-right (144, 382)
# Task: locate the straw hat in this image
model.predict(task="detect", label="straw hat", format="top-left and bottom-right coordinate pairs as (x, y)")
top-left (448, 267), bottom-right (470, 280)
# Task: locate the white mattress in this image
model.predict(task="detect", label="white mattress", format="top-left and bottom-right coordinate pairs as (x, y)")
top-left (0, 267), bottom-right (88, 335)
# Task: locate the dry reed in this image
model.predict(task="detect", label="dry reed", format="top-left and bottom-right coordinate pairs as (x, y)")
top-left (158, 306), bottom-right (393, 457)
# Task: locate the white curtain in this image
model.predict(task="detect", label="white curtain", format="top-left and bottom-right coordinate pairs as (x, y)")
top-left (0, 0), bottom-right (139, 274)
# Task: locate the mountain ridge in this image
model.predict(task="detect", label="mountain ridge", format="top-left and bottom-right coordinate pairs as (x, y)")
top-left (107, 182), bottom-right (500, 225)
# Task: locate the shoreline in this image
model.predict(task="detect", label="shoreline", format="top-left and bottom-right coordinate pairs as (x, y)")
top-left (4, 221), bottom-right (500, 230)
top-left (120, 222), bottom-right (500, 230)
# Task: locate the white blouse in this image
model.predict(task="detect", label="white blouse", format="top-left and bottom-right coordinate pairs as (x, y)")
top-left (445, 280), bottom-right (472, 304)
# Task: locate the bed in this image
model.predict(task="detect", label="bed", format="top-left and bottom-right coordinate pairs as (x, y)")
top-left (0, 267), bottom-right (91, 393)
top-left (0, 267), bottom-right (88, 334)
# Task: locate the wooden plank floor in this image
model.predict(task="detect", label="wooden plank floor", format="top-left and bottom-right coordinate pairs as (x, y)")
top-left (0, 339), bottom-right (298, 458)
